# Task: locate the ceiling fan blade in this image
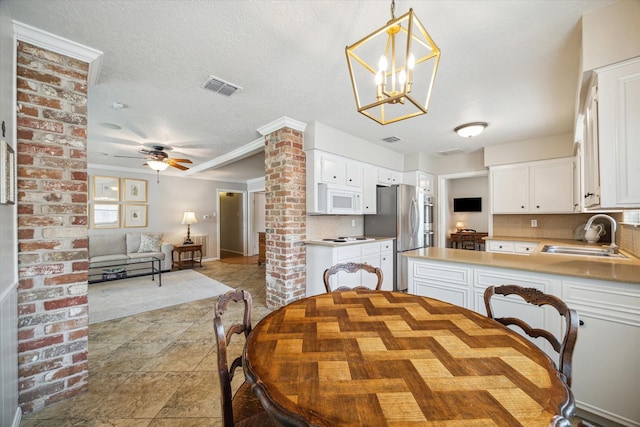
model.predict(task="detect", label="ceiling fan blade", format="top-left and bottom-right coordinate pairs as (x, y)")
top-left (169, 162), bottom-right (189, 171)
top-left (168, 158), bottom-right (192, 163)
top-left (114, 155), bottom-right (146, 159)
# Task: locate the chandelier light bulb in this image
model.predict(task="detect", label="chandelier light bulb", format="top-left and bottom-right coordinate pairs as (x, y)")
top-left (378, 55), bottom-right (388, 72)
top-left (407, 53), bottom-right (416, 70)
top-left (398, 69), bottom-right (407, 85)
top-left (375, 70), bottom-right (384, 86)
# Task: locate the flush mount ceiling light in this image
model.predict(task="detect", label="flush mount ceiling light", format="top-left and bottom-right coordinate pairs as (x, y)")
top-left (454, 122), bottom-right (488, 138)
top-left (346, 0), bottom-right (440, 125)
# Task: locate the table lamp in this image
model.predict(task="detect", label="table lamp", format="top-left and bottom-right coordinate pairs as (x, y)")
top-left (456, 221), bottom-right (464, 232)
top-left (181, 210), bottom-right (198, 244)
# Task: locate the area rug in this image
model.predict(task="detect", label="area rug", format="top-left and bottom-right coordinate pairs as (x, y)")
top-left (88, 270), bottom-right (233, 324)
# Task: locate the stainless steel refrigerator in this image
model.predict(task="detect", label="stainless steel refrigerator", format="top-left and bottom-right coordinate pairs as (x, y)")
top-left (364, 184), bottom-right (426, 291)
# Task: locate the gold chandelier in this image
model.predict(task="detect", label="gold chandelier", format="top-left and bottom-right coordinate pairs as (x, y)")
top-left (346, 0), bottom-right (440, 125)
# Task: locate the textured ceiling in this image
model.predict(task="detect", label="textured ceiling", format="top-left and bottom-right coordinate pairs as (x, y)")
top-left (5, 0), bottom-right (612, 181)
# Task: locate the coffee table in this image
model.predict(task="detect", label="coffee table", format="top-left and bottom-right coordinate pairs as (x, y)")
top-left (88, 256), bottom-right (162, 286)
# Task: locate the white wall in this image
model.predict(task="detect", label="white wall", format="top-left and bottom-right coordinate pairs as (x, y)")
top-left (0, 6), bottom-right (20, 426)
top-left (304, 121), bottom-right (405, 171)
top-left (88, 166), bottom-right (246, 260)
top-left (483, 133), bottom-right (574, 167)
top-left (581, 1), bottom-right (640, 73)
top-left (434, 150), bottom-right (486, 176)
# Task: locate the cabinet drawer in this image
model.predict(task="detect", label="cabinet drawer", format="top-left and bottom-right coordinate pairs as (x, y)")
top-left (337, 246), bottom-right (361, 261)
top-left (514, 242), bottom-right (537, 255)
top-left (413, 261), bottom-right (471, 286)
top-left (361, 242), bottom-right (381, 257)
top-left (379, 240), bottom-right (393, 252)
top-left (487, 241), bottom-right (514, 253)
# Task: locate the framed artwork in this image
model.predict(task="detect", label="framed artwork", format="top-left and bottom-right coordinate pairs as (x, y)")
top-left (124, 204), bottom-right (147, 228)
top-left (1, 140), bottom-right (15, 205)
top-left (92, 176), bottom-right (119, 202)
top-left (123, 178), bottom-right (147, 202)
top-left (91, 204), bottom-right (120, 228)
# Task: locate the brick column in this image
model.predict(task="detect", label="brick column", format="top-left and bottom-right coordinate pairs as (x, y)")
top-left (263, 124), bottom-right (306, 308)
top-left (16, 41), bottom-right (89, 414)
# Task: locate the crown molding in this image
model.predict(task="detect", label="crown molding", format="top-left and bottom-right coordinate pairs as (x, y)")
top-left (13, 20), bottom-right (103, 87)
top-left (184, 137), bottom-right (264, 176)
top-left (257, 116), bottom-right (307, 136)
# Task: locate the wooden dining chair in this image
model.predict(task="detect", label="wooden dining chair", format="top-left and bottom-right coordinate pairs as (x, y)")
top-left (459, 228), bottom-right (478, 250)
top-left (214, 290), bottom-right (275, 427)
top-left (483, 284), bottom-right (579, 387)
top-left (323, 262), bottom-right (383, 293)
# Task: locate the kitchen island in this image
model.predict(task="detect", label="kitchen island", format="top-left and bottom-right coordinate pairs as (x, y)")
top-left (403, 242), bottom-right (639, 427)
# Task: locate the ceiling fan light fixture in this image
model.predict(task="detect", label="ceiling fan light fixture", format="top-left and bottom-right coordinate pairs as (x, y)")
top-left (454, 122), bottom-right (488, 138)
top-left (346, 0), bottom-right (441, 125)
top-left (147, 160), bottom-right (169, 171)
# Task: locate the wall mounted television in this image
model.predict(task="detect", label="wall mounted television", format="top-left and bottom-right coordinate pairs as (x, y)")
top-left (453, 197), bottom-right (482, 212)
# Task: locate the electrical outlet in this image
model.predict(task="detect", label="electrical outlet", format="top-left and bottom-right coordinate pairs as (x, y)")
top-left (531, 219), bottom-right (537, 227)
top-left (351, 219), bottom-right (356, 227)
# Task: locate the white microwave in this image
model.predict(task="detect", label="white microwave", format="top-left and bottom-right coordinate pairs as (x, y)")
top-left (317, 183), bottom-right (362, 214)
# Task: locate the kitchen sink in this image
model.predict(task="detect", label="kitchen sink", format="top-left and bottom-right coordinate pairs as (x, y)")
top-left (541, 245), bottom-right (628, 259)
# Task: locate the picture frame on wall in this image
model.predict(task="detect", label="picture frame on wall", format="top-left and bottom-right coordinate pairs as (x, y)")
top-left (123, 178), bottom-right (147, 202)
top-left (92, 176), bottom-right (119, 202)
top-left (1, 139), bottom-right (15, 205)
top-left (91, 204), bottom-right (120, 228)
top-left (124, 204), bottom-right (147, 228)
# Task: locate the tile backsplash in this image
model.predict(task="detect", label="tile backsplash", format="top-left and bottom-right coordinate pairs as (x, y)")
top-left (306, 215), bottom-right (364, 240)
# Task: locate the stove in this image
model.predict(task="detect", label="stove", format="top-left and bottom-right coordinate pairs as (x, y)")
top-left (317, 237), bottom-right (375, 243)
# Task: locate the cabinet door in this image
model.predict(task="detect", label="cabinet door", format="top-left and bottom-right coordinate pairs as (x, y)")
top-left (345, 161), bottom-right (363, 188)
top-left (531, 159), bottom-right (574, 213)
top-left (320, 155), bottom-right (343, 184)
top-left (363, 165), bottom-right (377, 214)
top-left (582, 84), bottom-right (601, 208)
top-left (377, 168), bottom-right (393, 186)
top-left (379, 250), bottom-right (393, 291)
top-left (491, 167), bottom-right (529, 213)
top-left (563, 278), bottom-right (640, 424)
top-left (598, 58), bottom-right (640, 208)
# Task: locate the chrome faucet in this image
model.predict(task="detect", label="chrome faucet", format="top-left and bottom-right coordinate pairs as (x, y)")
top-left (584, 214), bottom-right (618, 253)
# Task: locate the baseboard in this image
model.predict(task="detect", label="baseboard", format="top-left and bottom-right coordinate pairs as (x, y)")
top-left (12, 406), bottom-right (22, 427)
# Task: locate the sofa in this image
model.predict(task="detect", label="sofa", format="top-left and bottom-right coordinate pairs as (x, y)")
top-left (88, 233), bottom-right (174, 283)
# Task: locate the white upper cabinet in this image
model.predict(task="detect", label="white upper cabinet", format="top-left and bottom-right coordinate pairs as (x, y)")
top-left (404, 171), bottom-right (435, 194)
top-left (491, 157), bottom-right (575, 214)
top-left (597, 57), bottom-right (640, 208)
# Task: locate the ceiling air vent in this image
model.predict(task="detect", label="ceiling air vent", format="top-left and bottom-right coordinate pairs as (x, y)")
top-left (202, 75), bottom-right (242, 97)
top-left (437, 148), bottom-right (465, 156)
top-left (382, 136), bottom-right (402, 143)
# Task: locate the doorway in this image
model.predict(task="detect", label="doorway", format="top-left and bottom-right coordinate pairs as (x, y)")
top-left (437, 170), bottom-right (490, 248)
top-left (217, 190), bottom-right (247, 259)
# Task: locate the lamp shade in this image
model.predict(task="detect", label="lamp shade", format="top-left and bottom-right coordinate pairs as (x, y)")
top-left (180, 211), bottom-right (198, 225)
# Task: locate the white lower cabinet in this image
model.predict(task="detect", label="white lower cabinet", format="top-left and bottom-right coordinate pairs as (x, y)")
top-left (407, 257), bottom-right (640, 426)
top-left (562, 278), bottom-right (640, 426)
top-left (306, 240), bottom-right (394, 296)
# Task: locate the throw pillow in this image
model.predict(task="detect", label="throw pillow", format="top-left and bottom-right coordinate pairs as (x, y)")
top-left (138, 234), bottom-right (161, 253)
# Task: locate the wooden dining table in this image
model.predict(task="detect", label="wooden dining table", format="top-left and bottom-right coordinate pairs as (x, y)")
top-left (243, 290), bottom-right (575, 427)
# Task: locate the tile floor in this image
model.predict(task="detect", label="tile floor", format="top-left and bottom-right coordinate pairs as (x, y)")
top-left (20, 258), bottom-right (595, 426)
top-left (20, 259), bottom-right (271, 426)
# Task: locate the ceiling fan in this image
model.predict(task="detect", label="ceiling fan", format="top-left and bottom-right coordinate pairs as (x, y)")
top-left (139, 145), bottom-right (193, 171)
top-left (114, 144), bottom-right (193, 182)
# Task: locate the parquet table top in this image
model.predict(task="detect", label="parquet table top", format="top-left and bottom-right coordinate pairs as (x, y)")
top-left (243, 290), bottom-right (574, 426)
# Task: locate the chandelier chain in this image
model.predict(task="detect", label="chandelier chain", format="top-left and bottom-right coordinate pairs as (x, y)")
top-left (390, 0), bottom-right (396, 19)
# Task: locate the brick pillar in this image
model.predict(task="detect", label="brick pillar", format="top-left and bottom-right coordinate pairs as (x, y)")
top-left (264, 126), bottom-right (306, 308)
top-left (16, 41), bottom-right (89, 414)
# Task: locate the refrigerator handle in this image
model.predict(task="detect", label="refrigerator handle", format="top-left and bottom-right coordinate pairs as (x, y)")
top-left (410, 197), bottom-right (418, 236)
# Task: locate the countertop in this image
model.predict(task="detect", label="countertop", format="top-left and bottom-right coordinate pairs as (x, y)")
top-left (305, 236), bottom-right (395, 247)
top-left (403, 238), bottom-right (640, 285)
